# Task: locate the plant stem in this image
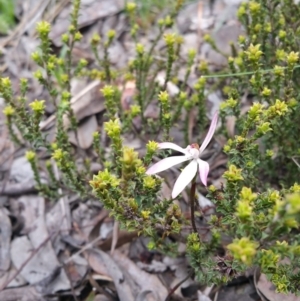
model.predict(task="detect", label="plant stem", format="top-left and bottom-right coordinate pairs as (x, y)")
top-left (190, 176), bottom-right (201, 242)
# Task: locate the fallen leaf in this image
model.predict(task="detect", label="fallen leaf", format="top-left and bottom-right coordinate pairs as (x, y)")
top-left (9, 156), bottom-right (34, 183)
top-left (50, 0), bottom-right (124, 46)
top-left (198, 291), bottom-right (212, 301)
top-left (135, 290), bottom-right (157, 301)
top-left (0, 208), bottom-right (12, 275)
top-left (121, 81), bottom-right (136, 111)
top-left (64, 254), bottom-right (88, 285)
top-left (112, 250), bottom-right (168, 301)
top-left (137, 260), bottom-right (167, 273)
top-left (86, 249), bottom-right (135, 301)
top-left (177, 2), bottom-right (199, 33)
top-left (0, 179), bottom-right (37, 196)
top-left (40, 80), bottom-right (101, 131)
top-left (68, 115), bottom-right (98, 149)
top-left (10, 196), bottom-right (70, 294)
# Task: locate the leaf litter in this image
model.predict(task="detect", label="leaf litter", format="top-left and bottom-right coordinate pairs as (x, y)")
top-left (0, 0), bottom-right (298, 300)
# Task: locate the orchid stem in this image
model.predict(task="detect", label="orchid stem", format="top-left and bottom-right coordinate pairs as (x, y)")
top-left (190, 176), bottom-right (201, 242)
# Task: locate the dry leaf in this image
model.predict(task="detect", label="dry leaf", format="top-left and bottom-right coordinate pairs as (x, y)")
top-left (68, 115), bottom-right (98, 149)
top-left (121, 81), bottom-right (136, 111)
top-left (112, 250), bottom-right (168, 301)
top-left (10, 196), bottom-right (70, 293)
top-left (40, 80), bottom-right (101, 131)
top-left (86, 249), bottom-right (135, 301)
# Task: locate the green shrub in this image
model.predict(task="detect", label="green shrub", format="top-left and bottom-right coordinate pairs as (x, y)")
top-left (1, 0), bottom-right (300, 294)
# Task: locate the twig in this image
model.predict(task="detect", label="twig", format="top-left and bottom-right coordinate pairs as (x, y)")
top-left (64, 235), bottom-right (103, 265)
top-left (292, 156), bottom-right (300, 168)
top-left (164, 269), bottom-right (193, 301)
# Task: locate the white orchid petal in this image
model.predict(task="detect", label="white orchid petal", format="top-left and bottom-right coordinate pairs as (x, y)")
top-left (172, 160), bottom-right (198, 199)
top-left (146, 156), bottom-right (191, 175)
top-left (158, 142), bottom-right (187, 154)
top-left (197, 159), bottom-right (210, 186)
top-left (199, 111), bottom-right (218, 153)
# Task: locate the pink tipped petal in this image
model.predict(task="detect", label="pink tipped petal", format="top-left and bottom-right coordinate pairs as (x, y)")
top-left (197, 159), bottom-right (210, 186)
top-left (158, 142), bottom-right (187, 154)
top-left (172, 160), bottom-right (198, 199)
top-left (146, 156), bottom-right (191, 175)
top-left (199, 111), bottom-right (218, 153)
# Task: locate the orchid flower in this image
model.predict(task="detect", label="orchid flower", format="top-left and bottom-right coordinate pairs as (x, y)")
top-left (146, 112), bottom-right (218, 199)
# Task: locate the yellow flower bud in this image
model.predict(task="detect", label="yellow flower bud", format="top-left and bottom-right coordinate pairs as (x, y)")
top-left (29, 100), bottom-right (45, 113)
top-left (136, 43), bottom-right (145, 55)
top-left (25, 151), bottom-right (36, 162)
top-left (52, 149), bottom-right (64, 161)
top-left (158, 91), bottom-right (169, 104)
top-left (104, 119), bottom-right (121, 137)
top-left (36, 21), bottom-right (51, 36)
top-left (91, 33), bottom-right (101, 45)
top-left (227, 237), bottom-right (258, 265)
top-left (3, 105), bottom-right (14, 116)
top-left (141, 210), bottom-right (151, 219)
top-left (236, 200), bottom-right (252, 220)
top-left (74, 31), bottom-right (82, 41)
top-left (146, 141), bottom-right (159, 153)
top-left (143, 176), bottom-right (156, 189)
top-left (126, 2), bottom-right (136, 13)
top-left (164, 33), bottom-right (176, 46)
top-left (224, 165), bottom-right (244, 181)
top-left (240, 187), bottom-right (257, 202)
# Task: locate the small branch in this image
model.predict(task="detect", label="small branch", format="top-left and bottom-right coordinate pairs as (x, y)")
top-left (64, 235), bottom-right (103, 265)
top-left (165, 269), bottom-right (193, 301)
